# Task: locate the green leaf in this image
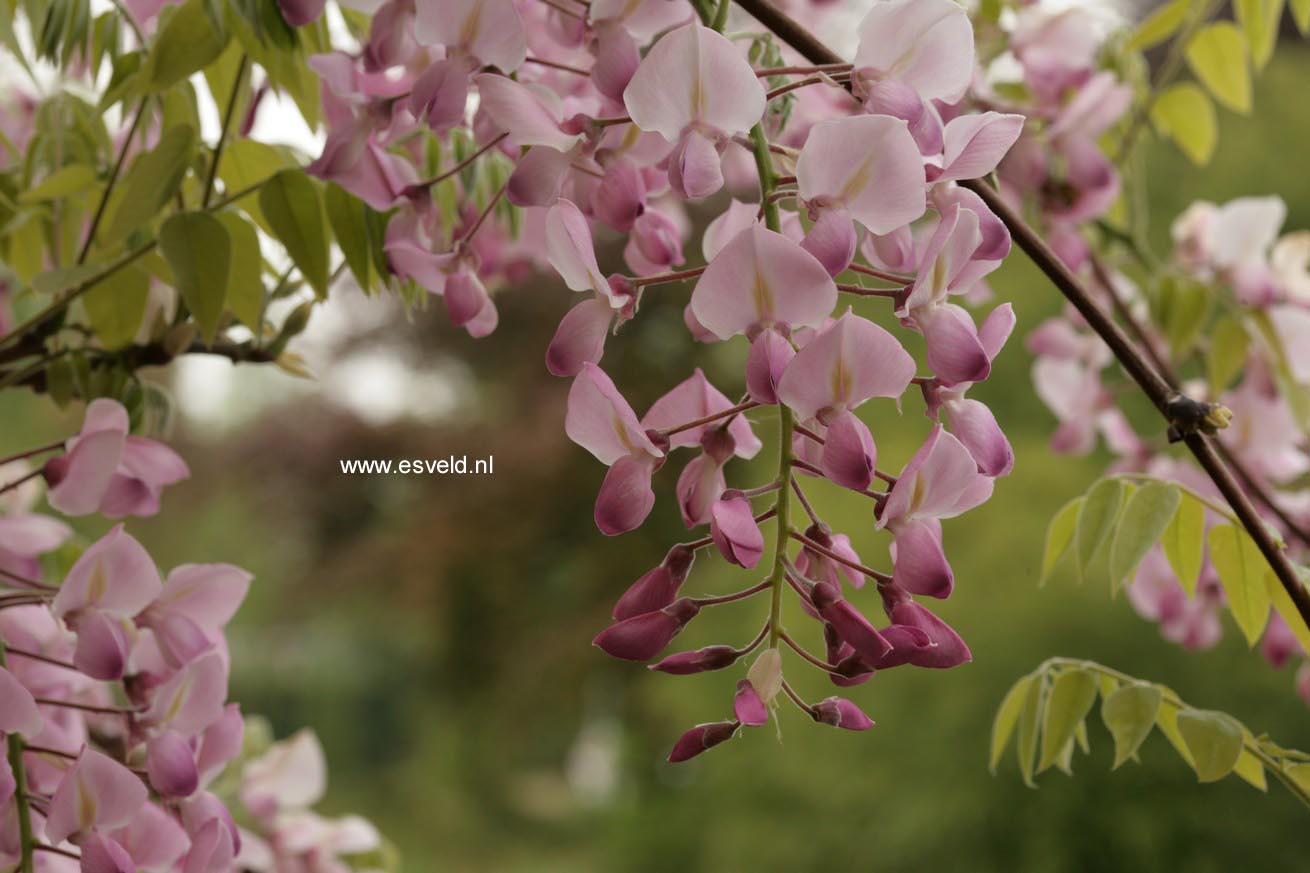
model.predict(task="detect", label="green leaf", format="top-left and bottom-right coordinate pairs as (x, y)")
top-left (20, 164), bottom-right (98, 203)
top-left (259, 170), bottom-right (329, 297)
top-left (1185, 22), bottom-right (1253, 114)
top-left (1176, 708), bottom-right (1244, 782)
top-left (324, 182), bottom-right (372, 291)
top-left (1149, 83), bottom-right (1217, 166)
top-left (217, 139), bottom-right (291, 232)
top-left (1101, 682), bottom-right (1163, 768)
top-left (1075, 479), bottom-right (1125, 582)
top-left (1128, 0), bottom-right (1191, 51)
top-left (1152, 275), bottom-right (1213, 357)
top-left (1017, 676), bottom-right (1042, 788)
top-left (1235, 0), bottom-right (1285, 69)
top-left (1041, 497), bottom-right (1083, 585)
top-left (1162, 492), bottom-right (1206, 596)
top-left (1264, 569), bottom-right (1310, 654)
top-left (103, 124), bottom-right (196, 245)
top-left (991, 674), bottom-right (1035, 773)
top-left (31, 264), bottom-right (103, 296)
top-left (1293, 0), bottom-right (1310, 34)
top-left (1039, 668), bottom-right (1097, 772)
top-left (1234, 748), bottom-right (1268, 791)
top-left (1207, 316), bottom-right (1250, 394)
top-left (158, 212), bottom-right (231, 344)
top-left (215, 211), bottom-right (262, 329)
top-left (1208, 524), bottom-right (1271, 646)
top-left (143, 0), bottom-right (228, 91)
top-left (1110, 482), bottom-right (1181, 591)
top-left (82, 264), bottom-right (149, 349)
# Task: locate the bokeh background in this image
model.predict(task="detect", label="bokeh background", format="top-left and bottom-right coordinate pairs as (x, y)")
top-left (4, 27), bottom-right (1310, 873)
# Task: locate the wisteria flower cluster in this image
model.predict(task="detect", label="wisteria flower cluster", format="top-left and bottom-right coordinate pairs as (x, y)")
top-left (0, 400), bottom-right (384, 872)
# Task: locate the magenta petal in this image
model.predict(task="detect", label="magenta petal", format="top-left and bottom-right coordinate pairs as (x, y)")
top-left (668, 129), bottom-right (724, 200)
top-left (945, 397), bottom-right (1013, 477)
top-left (0, 666), bottom-right (42, 737)
top-left (547, 297), bottom-right (614, 377)
top-left (592, 159), bottom-right (647, 232)
top-left (613, 546), bottom-right (694, 620)
top-left (71, 609), bottom-right (133, 680)
top-left (801, 209), bottom-right (858, 276)
top-left (147, 730), bottom-right (200, 798)
top-left (508, 146), bottom-right (571, 207)
top-left (888, 598), bottom-right (972, 668)
top-left (676, 453), bottom-right (726, 528)
top-left (79, 833), bottom-right (136, 873)
top-left (890, 517), bottom-right (954, 598)
top-left (410, 57), bottom-right (473, 132)
top-left (593, 598), bottom-right (699, 661)
top-left (811, 582), bottom-right (892, 662)
top-left (745, 328), bottom-right (795, 405)
top-left (813, 696), bottom-right (875, 730)
top-left (595, 455), bottom-right (657, 536)
top-left (667, 720), bottom-right (739, 763)
top-left (650, 645), bottom-right (739, 675)
top-left (821, 410), bottom-right (877, 491)
top-left (919, 303), bottom-right (991, 385)
top-left (866, 623), bottom-right (935, 669)
top-left (733, 679), bottom-right (769, 726)
top-left (709, 495), bottom-right (765, 569)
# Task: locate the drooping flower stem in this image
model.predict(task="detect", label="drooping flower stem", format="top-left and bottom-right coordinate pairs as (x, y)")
top-left (0, 643), bottom-right (36, 873)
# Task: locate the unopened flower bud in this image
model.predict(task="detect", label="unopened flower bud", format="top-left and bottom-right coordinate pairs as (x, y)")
top-left (593, 597), bottom-right (701, 661)
top-left (613, 546), bottom-right (694, 621)
top-left (668, 720), bottom-right (740, 763)
top-left (811, 582), bottom-right (892, 662)
top-left (812, 696), bottom-right (875, 731)
top-left (650, 645), bottom-right (739, 675)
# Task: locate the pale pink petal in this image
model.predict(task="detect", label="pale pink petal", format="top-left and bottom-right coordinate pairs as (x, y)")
top-left (591, 22), bottom-right (641, 102)
top-left (590, 0), bottom-right (693, 40)
top-left (917, 302), bottom-right (991, 385)
top-left (70, 609), bottom-right (134, 680)
top-left (776, 309), bottom-right (916, 421)
top-left (854, 0), bottom-right (974, 102)
top-left (409, 57), bottom-right (474, 132)
top-left (801, 208), bottom-right (858, 277)
top-left (195, 704), bottom-right (244, 787)
top-left (243, 729), bottom-right (326, 812)
top-left (944, 397), bottom-right (1012, 477)
top-left (565, 363), bottom-right (661, 465)
top-left (667, 129), bottom-right (724, 200)
top-left (903, 205), bottom-right (982, 312)
top-left (882, 425), bottom-right (987, 525)
top-left (702, 200), bottom-right (761, 262)
top-left (150, 564), bottom-right (252, 634)
top-left (796, 115), bottom-right (926, 235)
top-left (45, 748), bottom-right (148, 845)
top-left (821, 410), bottom-right (877, 491)
top-left (0, 666), bottom-right (43, 737)
top-left (474, 74), bottom-right (581, 151)
top-left (623, 23), bottom-right (765, 141)
top-left (0, 514), bottom-right (72, 556)
top-left (45, 405), bottom-right (128, 515)
top-left (745, 327), bottom-right (795, 405)
top-left (146, 651), bottom-right (228, 737)
top-left (545, 199), bottom-right (610, 298)
top-left (710, 495), bottom-right (765, 568)
top-left (641, 368), bottom-right (759, 455)
top-left (79, 832), bottom-right (136, 873)
top-left (507, 146), bottom-right (571, 207)
top-left (148, 730), bottom-right (200, 797)
top-left (690, 223), bottom-right (838, 339)
top-left (52, 525), bottom-right (162, 619)
top-left (415, 0), bottom-right (526, 72)
top-left (108, 802), bottom-right (191, 871)
top-left (936, 112), bottom-right (1025, 183)
top-left (675, 453), bottom-right (725, 527)
top-left (547, 297), bottom-right (614, 377)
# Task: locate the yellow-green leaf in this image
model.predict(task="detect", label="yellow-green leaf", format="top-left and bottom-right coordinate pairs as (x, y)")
top-left (1176, 708), bottom-right (1244, 782)
top-left (1017, 677), bottom-right (1042, 788)
top-left (1075, 479), bottom-right (1125, 583)
top-left (1293, 0), bottom-right (1310, 34)
top-left (1234, 747), bottom-right (1268, 791)
top-left (1207, 316), bottom-right (1251, 394)
top-left (218, 139), bottom-right (292, 233)
top-left (1186, 22), bottom-right (1253, 114)
top-left (1208, 524), bottom-right (1271, 646)
top-left (103, 125), bottom-right (196, 245)
top-left (1110, 482), bottom-right (1181, 591)
top-left (991, 674), bottom-right (1035, 772)
top-left (159, 212), bottom-right (231, 344)
top-left (82, 265), bottom-right (149, 350)
top-left (1128, 0), bottom-right (1191, 51)
top-left (260, 170), bottom-right (330, 297)
top-left (325, 182), bottom-right (373, 291)
top-left (1236, 0), bottom-right (1285, 69)
top-left (1041, 497), bottom-right (1083, 585)
top-left (215, 211), bottom-right (263, 330)
top-left (1162, 493), bottom-right (1205, 596)
top-left (1150, 83), bottom-right (1217, 166)
top-left (1039, 668), bottom-right (1097, 772)
top-left (1101, 682), bottom-right (1163, 768)
top-left (1264, 570), bottom-right (1310, 653)
top-left (20, 164), bottom-right (98, 203)
top-left (143, 0), bottom-right (228, 92)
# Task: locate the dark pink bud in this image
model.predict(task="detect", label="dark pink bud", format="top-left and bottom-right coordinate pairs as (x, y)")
top-left (812, 696), bottom-right (875, 730)
top-left (667, 720), bottom-right (739, 763)
top-left (710, 494), bottom-right (765, 569)
top-left (745, 328), bottom-right (795, 405)
top-left (733, 680), bottom-right (769, 726)
top-left (650, 645), bottom-right (740, 675)
top-left (613, 545), bottom-right (695, 621)
top-left (593, 597), bottom-right (700, 661)
top-left (831, 653), bottom-right (876, 687)
top-left (147, 730), bottom-right (200, 798)
top-left (887, 599), bottom-right (971, 668)
top-left (811, 582), bottom-right (892, 662)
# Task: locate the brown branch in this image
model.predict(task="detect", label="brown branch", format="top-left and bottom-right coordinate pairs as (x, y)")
top-left (732, 0), bottom-right (1310, 633)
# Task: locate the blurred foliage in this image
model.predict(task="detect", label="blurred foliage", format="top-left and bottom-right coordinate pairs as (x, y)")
top-left (4, 41), bottom-right (1310, 873)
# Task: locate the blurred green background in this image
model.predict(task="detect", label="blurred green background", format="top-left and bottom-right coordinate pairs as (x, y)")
top-left (5, 44), bottom-right (1310, 873)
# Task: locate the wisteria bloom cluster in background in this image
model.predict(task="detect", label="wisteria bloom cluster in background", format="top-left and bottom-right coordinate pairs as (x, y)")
top-left (282, 0), bottom-right (1027, 759)
top-left (1, 400), bottom-right (384, 871)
